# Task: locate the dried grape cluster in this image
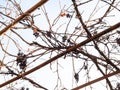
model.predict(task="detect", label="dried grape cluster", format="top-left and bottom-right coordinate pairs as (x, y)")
top-left (116, 38), bottom-right (120, 46)
top-left (16, 52), bottom-right (27, 71)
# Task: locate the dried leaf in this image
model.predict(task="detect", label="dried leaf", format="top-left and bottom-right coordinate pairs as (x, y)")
top-left (60, 13), bottom-right (66, 17)
top-left (33, 28), bottom-right (39, 38)
top-left (33, 28), bottom-right (38, 33)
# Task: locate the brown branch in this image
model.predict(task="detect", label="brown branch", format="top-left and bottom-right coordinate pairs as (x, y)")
top-left (0, 0), bottom-right (48, 36)
top-left (23, 77), bottom-right (48, 90)
top-left (0, 22), bottom-right (120, 88)
top-left (72, 70), bottom-right (120, 90)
